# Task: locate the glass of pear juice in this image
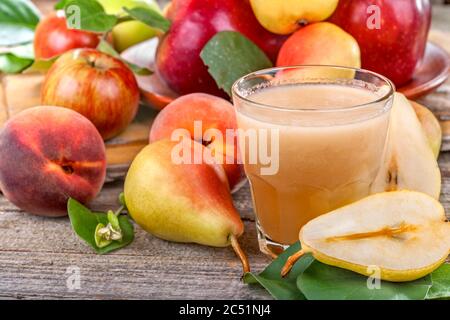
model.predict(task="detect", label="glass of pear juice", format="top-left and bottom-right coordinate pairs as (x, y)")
top-left (232, 65), bottom-right (395, 257)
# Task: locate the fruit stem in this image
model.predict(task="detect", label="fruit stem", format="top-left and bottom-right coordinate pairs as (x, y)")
top-left (281, 249), bottom-right (305, 277)
top-left (230, 234), bottom-right (250, 276)
top-left (114, 205), bottom-right (125, 216)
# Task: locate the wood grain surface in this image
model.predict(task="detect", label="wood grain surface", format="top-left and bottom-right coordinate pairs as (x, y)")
top-left (0, 1), bottom-right (449, 300)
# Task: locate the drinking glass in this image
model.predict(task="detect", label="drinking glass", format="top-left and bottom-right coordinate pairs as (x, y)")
top-left (232, 65), bottom-right (395, 257)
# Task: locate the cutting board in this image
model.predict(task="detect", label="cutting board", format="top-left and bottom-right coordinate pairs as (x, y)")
top-left (0, 73), bottom-right (158, 182)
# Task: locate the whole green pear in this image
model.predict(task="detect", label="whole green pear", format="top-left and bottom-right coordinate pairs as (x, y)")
top-left (97, 0), bottom-right (161, 52)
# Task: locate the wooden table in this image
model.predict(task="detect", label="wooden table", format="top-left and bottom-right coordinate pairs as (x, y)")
top-left (0, 2), bottom-right (449, 300)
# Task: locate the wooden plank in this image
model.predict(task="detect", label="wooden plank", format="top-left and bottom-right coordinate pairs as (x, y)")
top-left (1, 74), bottom-right (43, 120)
top-left (0, 182), bottom-right (272, 300)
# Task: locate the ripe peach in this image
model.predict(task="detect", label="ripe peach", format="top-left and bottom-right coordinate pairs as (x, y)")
top-left (0, 106), bottom-right (106, 217)
top-left (277, 22), bottom-right (361, 69)
top-left (149, 93), bottom-right (245, 191)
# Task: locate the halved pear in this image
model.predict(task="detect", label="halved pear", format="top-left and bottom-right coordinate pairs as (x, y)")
top-left (282, 191), bottom-right (450, 282)
top-left (371, 93), bottom-right (441, 199)
top-left (410, 100), bottom-right (442, 159)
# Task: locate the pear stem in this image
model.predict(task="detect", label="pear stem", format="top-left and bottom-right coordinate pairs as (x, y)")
top-left (281, 249), bottom-right (305, 277)
top-left (230, 234), bottom-right (250, 276)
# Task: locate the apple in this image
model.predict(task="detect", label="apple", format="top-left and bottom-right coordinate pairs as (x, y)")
top-left (277, 22), bottom-right (361, 73)
top-left (41, 49), bottom-right (140, 140)
top-left (0, 106), bottom-right (106, 217)
top-left (34, 11), bottom-right (100, 60)
top-left (329, 0), bottom-right (431, 86)
top-left (149, 93), bottom-right (245, 191)
top-left (155, 0), bottom-right (287, 97)
top-left (97, 0), bottom-right (161, 52)
top-left (250, 0), bottom-right (339, 34)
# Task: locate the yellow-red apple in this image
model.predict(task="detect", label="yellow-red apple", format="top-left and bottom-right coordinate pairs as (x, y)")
top-left (149, 93), bottom-right (245, 191)
top-left (41, 49), bottom-right (140, 140)
top-left (34, 11), bottom-right (100, 60)
top-left (250, 0), bottom-right (339, 34)
top-left (0, 106), bottom-right (106, 217)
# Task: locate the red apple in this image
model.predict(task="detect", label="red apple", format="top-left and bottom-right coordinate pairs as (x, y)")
top-left (149, 93), bottom-right (245, 191)
top-left (0, 106), bottom-right (106, 217)
top-left (329, 0), bottom-right (431, 86)
top-left (155, 0), bottom-right (287, 97)
top-left (34, 11), bottom-right (100, 60)
top-left (41, 49), bottom-right (140, 140)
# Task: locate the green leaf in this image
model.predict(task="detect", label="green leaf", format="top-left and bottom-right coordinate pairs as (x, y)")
top-left (0, 54), bottom-right (33, 74)
top-left (23, 56), bottom-right (58, 74)
top-left (118, 192), bottom-right (126, 207)
top-left (97, 38), bottom-right (120, 57)
top-left (200, 31), bottom-right (272, 96)
top-left (123, 6), bottom-right (170, 32)
top-left (67, 198), bottom-right (134, 254)
top-left (0, 0), bottom-right (40, 46)
top-left (426, 263), bottom-right (450, 300)
top-left (55, 0), bottom-right (71, 10)
top-left (0, 43), bottom-right (34, 59)
top-left (0, 43), bottom-right (34, 74)
top-left (97, 39), bottom-right (152, 75)
top-left (297, 260), bottom-right (432, 300)
top-left (243, 242), bottom-right (314, 300)
top-left (64, 0), bottom-right (117, 33)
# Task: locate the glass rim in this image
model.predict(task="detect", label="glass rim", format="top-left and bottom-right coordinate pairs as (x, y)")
top-left (231, 65), bottom-right (396, 113)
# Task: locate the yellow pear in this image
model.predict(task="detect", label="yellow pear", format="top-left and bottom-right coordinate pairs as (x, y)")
top-left (371, 93), bottom-right (441, 199)
top-left (282, 191), bottom-right (450, 282)
top-left (410, 100), bottom-right (442, 159)
top-left (250, 0), bottom-right (339, 34)
top-left (97, 0), bottom-right (161, 52)
top-left (124, 139), bottom-right (249, 274)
